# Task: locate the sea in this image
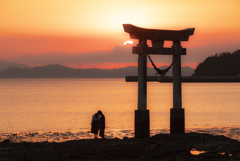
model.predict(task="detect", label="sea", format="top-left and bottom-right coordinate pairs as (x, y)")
top-left (0, 78), bottom-right (239, 142)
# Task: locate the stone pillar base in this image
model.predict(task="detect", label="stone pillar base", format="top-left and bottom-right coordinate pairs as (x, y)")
top-left (170, 108), bottom-right (185, 134)
top-left (135, 110), bottom-right (149, 138)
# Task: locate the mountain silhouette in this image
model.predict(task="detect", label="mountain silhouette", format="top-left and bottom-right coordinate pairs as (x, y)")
top-left (193, 50), bottom-right (240, 76)
top-left (0, 60), bottom-right (31, 72)
top-left (0, 64), bottom-right (194, 78)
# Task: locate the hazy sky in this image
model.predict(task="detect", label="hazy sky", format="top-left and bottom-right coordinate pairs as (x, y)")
top-left (0, 0), bottom-right (240, 69)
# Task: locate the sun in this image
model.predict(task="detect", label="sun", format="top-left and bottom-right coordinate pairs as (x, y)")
top-left (124, 40), bottom-right (133, 45)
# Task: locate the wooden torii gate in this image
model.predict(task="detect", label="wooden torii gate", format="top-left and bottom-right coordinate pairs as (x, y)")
top-left (123, 24), bottom-right (195, 138)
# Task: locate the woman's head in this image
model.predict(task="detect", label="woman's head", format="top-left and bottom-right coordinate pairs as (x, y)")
top-left (97, 110), bottom-right (102, 115)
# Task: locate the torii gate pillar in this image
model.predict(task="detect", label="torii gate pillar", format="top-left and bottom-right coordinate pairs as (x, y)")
top-left (123, 24), bottom-right (194, 137)
top-left (135, 39), bottom-right (150, 138)
top-left (171, 41), bottom-right (184, 134)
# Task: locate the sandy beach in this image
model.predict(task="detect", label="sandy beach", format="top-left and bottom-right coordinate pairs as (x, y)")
top-left (1, 127), bottom-right (240, 160)
top-left (0, 132), bottom-right (240, 161)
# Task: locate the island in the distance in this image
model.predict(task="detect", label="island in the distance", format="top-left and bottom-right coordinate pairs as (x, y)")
top-left (0, 63), bottom-right (194, 78)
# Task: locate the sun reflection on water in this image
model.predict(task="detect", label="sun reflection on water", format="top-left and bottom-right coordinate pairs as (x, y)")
top-left (190, 148), bottom-right (207, 155)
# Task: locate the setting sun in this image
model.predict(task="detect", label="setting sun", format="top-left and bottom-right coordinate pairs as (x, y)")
top-left (124, 40), bottom-right (133, 45)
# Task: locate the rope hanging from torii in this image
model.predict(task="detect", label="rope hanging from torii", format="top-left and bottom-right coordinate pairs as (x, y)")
top-left (139, 44), bottom-right (180, 79)
top-left (147, 54), bottom-right (173, 78)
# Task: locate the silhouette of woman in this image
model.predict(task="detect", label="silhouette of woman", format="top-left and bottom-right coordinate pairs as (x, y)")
top-left (98, 110), bottom-right (105, 139)
top-left (91, 112), bottom-right (100, 139)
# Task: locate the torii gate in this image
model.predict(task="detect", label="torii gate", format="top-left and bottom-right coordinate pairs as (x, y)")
top-left (123, 24), bottom-right (195, 138)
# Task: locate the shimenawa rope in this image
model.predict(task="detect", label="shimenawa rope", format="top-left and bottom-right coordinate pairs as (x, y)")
top-left (139, 44), bottom-right (180, 80)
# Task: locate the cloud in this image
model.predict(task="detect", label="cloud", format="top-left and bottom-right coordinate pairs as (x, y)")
top-left (184, 43), bottom-right (240, 63)
top-left (8, 43), bottom-right (240, 66)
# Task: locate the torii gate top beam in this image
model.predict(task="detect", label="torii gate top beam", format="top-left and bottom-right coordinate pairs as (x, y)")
top-left (123, 24), bottom-right (195, 41)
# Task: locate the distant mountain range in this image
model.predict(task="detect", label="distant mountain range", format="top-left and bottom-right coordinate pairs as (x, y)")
top-left (0, 62), bottom-right (194, 78)
top-left (0, 60), bottom-right (32, 72)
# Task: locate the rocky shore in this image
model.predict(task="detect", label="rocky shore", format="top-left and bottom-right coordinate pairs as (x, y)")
top-left (0, 133), bottom-right (240, 161)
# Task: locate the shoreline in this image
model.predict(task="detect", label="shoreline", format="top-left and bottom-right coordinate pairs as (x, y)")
top-left (1, 126), bottom-right (239, 143)
top-left (0, 132), bottom-right (240, 160)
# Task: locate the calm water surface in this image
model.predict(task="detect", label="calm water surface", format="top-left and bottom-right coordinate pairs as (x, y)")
top-left (0, 78), bottom-right (240, 141)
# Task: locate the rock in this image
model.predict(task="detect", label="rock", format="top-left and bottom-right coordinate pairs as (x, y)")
top-left (3, 139), bottom-right (10, 143)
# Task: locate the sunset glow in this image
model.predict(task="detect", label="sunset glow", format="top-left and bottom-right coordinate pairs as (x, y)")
top-left (0, 0), bottom-right (240, 69)
top-left (2, 2), bottom-right (240, 159)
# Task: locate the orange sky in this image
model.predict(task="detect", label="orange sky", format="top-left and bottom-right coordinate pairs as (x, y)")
top-left (0, 0), bottom-right (240, 69)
